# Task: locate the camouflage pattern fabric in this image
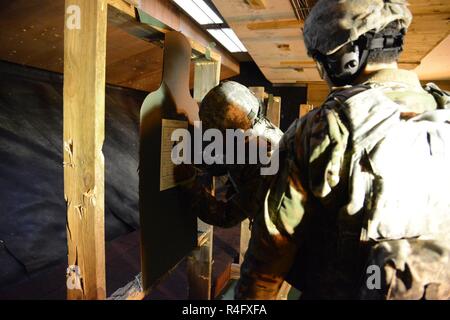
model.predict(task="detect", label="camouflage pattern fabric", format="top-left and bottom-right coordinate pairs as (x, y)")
top-left (236, 69), bottom-right (450, 300)
top-left (303, 0), bottom-right (412, 55)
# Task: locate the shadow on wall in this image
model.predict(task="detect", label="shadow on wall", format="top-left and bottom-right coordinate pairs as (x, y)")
top-left (229, 62), bottom-right (307, 131)
top-left (0, 60), bottom-right (144, 288)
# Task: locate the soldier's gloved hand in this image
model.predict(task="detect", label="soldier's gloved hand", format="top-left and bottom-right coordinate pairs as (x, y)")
top-left (235, 256), bottom-right (285, 300)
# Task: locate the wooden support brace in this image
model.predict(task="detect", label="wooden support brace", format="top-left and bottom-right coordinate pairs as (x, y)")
top-left (187, 225), bottom-right (214, 300)
top-left (266, 95), bottom-right (281, 127)
top-left (186, 57), bottom-right (221, 300)
top-left (239, 219), bottom-right (251, 265)
top-left (109, 228), bottom-right (214, 300)
top-left (249, 86), bottom-right (267, 117)
top-left (63, 0), bottom-right (108, 300)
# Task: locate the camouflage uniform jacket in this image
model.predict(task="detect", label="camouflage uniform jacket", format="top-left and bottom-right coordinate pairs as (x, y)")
top-left (236, 69), bottom-right (450, 300)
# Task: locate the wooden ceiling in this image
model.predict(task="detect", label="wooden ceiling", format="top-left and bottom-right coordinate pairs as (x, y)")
top-left (212, 0), bottom-right (450, 84)
top-left (0, 0), bottom-right (239, 92)
top-left (1, 0), bottom-right (448, 90)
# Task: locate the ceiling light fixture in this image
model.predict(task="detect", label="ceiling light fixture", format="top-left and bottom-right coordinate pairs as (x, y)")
top-left (207, 28), bottom-right (247, 53)
top-left (172, 0), bottom-right (223, 25)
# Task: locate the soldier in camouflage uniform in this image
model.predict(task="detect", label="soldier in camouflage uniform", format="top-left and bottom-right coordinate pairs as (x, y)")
top-left (184, 81), bottom-right (283, 228)
top-left (236, 0), bottom-right (450, 300)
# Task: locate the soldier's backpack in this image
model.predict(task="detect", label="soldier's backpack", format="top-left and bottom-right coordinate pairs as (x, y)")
top-left (329, 83), bottom-right (450, 242)
top-left (276, 83), bottom-right (450, 243)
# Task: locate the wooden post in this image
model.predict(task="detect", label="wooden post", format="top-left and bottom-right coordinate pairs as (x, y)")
top-left (267, 95), bottom-right (281, 126)
top-left (187, 58), bottom-right (221, 300)
top-left (249, 86), bottom-right (267, 116)
top-left (299, 104), bottom-right (314, 117)
top-left (239, 219), bottom-right (251, 265)
top-left (193, 58), bottom-right (221, 103)
top-left (63, 0), bottom-right (107, 300)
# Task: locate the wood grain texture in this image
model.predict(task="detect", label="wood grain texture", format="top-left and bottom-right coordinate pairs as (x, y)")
top-left (247, 19), bottom-right (302, 30)
top-left (63, 0), bottom-right (107, 300)
top-left (186, 59), bottom-right (221, 300)
top-left (212, 0), bottom-right (450, 83)
top-left (266, 95), bottom-right (281, 126)
top-left (193, 59), bottom-right (221, 103)
top-left (245, 0), bottom-right (267, 10)
top-left (239, 219), bottom-right (251, 265)
top-left (0, 0), bottom-right (238, 93)
top-left (307, 83), bottom-right (329, 108)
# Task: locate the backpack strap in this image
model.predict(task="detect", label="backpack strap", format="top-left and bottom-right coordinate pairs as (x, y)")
top-left (324, 85), bottom-right (372, 109)
top-left (424, 83), bottom-right (450, 109)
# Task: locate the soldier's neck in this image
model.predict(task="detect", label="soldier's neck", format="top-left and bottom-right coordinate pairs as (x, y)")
top-left (353, 62), bottom-right (398, 85)
top-left (363, 62), bottom-right (398, 74)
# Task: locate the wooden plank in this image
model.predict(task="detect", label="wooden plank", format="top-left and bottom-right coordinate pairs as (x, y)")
top-left (276, 281), bottom-right (292, 300)
top-left (137, 0), bottom-right (240, 74)
top-left (249, 86), bottom-right (267, 116)
top-left (186, 58), bottom-right (221, 300)
top-left (239, 219), bottom-right (251, 265)
top-left (108, 0), bottom-right (136, 17)
top-left (249, 86), bottom-right (267, 101)
top-left (266, 95), bottom-right (281, 126)
top-left (307, 83), bottom-right (329, 108)
top-left (213, 0), bottom-right (449, 84)
top-left (193, 59), bottom-right (221, 103)
top-left (63, 0), bottom-right (108, 300)
top-left (247, 19), bottom-right (303, 30)
top-left (280, 60), bottom-right (316, 66)
top-left (187, 229), bottom-right (214, 300)
top-left (245, 0), bottom-right (267, 10)
top-left (299, 104), bottom-right (314, 117)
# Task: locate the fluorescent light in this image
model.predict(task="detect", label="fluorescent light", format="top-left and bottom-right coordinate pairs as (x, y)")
top-left (207, 28), bottom-right (247, 53)
top-left (222, 28), bottom-right (247, 52)
top-left (192, 0), bottom-right (223, 24)
top-left (173, 0), bottom-right (223, 25)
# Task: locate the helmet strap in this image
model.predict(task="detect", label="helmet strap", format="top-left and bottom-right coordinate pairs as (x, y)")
top-left (314, 29), bottom-right (405, 87)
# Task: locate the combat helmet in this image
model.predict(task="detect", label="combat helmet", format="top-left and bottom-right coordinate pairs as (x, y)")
top-left (199, 81), bottom-right (260, 132)
top-left (303, 0), bottom-right (412, 86)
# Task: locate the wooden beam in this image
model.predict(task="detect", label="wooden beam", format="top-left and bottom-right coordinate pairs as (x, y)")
top-left (276, 281), bottom-right (292, 300)
top-left (193, 58), bottom-right (221, 102)
top-left (299, 104), bottom-right (314, 117)
top-left (64, 0), bottom-right (107, 300)
top-left (186, 58), bottom-right (221, 300)
top-left (239, 219), bottom-right (251, 265)
top-left (108, 0), bottom-right (136, 17)
top-left (249, 86), bottom-right (268, 116)
top-left (245, 0), bottom-right (267, 10)
top-left (266, 95), bottom-right (281, 126)
top-left (187, 227), bottom-right (214, 300)
top-left (280, 60), bottom-right (316, 67)
top-left (247, 19), bottom-right (303, 31)
top-left (138, 0), bottom-right (239, 74)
